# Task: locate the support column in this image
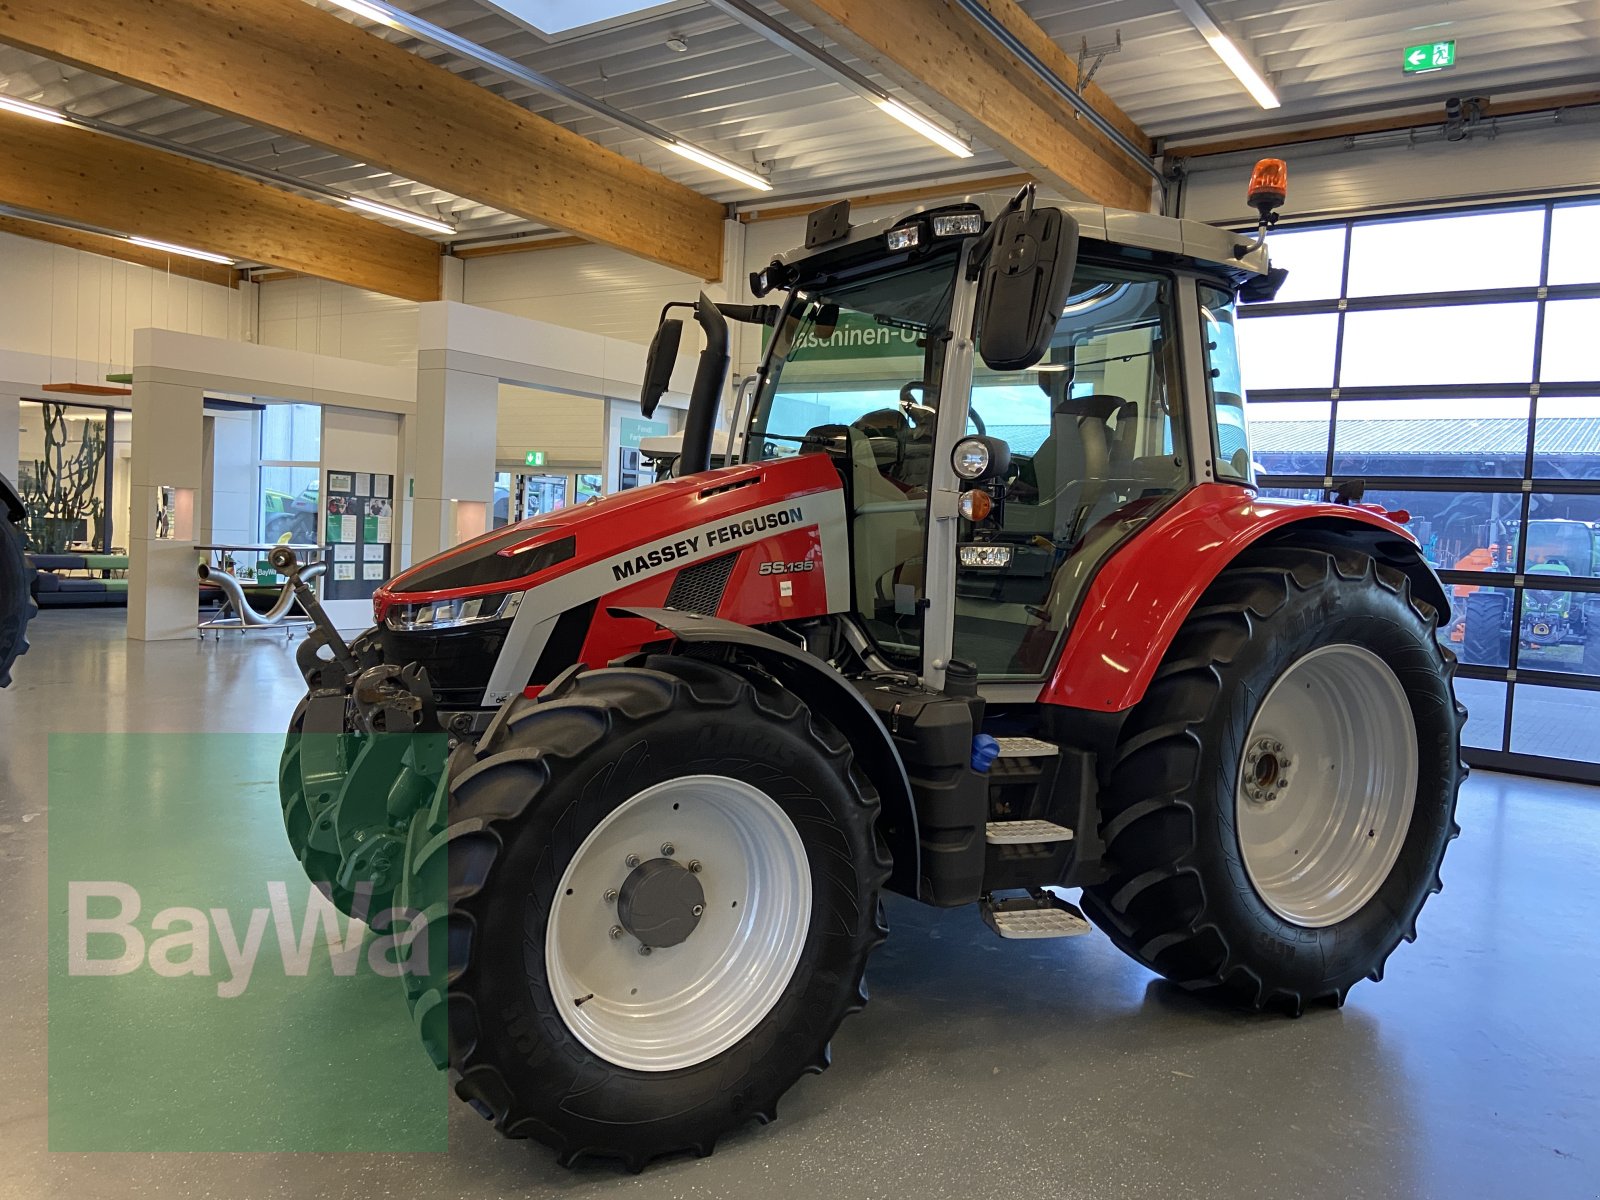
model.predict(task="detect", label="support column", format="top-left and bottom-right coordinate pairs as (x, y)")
top-left (411, 365), bottom-right (497, 563)
top-left (0, 393), bottom-right (19, 483)
top-left (127, 377), bottom-right (203, 641)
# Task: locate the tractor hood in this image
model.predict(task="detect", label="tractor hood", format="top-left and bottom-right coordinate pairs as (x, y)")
top-left (373, 453), bottom-right (847, 623)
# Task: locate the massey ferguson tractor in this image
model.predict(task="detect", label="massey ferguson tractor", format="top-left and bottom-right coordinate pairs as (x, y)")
top-left (276, 170), bottom-right (1464, 1170)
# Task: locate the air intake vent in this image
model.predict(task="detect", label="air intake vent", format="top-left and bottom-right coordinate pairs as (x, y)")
top-left (665, 552), bottom-right (738, 615)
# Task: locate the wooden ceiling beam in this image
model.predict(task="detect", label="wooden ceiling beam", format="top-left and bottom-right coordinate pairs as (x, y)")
top-left (0, 0), bottom-right (726, 280)
top-left (0, 214), bottom-right (240, 288)
top-left (0, 109), bottom-right (442, 300)
top-left (774, 0), bottom-right (1155, 212)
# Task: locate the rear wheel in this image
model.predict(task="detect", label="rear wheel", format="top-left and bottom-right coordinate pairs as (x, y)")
top-left (1081, 547), bottom-right (1464, 1013)
top-left (1461, 589), bottom-right (1511, 667)
top-left (396, 656), bottom-right (888, 1169)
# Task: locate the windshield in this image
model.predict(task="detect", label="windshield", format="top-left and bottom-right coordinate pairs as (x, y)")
top-left (748, 249), bottom-right (963, 665)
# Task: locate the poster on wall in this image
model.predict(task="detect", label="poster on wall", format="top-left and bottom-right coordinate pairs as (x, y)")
top-left (321, 469), bottom-right (395, 601)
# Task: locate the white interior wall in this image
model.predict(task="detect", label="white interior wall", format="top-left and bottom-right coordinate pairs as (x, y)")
top-left (495, 384), bottom-right (604, 469)
top-left (0, 231), bottom-right (251, 378)
top-left (206, 407), bottom-right (257, 546)
top-left (1180, 111), bottom-right (1600, 225)
top-left (257, 278), bottom-right (421, 370)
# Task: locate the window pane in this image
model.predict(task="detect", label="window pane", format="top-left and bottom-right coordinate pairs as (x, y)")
top-left (1354, 486), bottom-right (1521, 572)
top-left (1332, 396), bottom-right (1529, 478)
top-left (1510, 683), bottom-right (1600, 762)
top-left (1524, 497), bottom-right (1600, 580)
top-left (1515, 592), bottom-right (1600, 675)
top-left (260, 465), bottom-right (320, 543)
top-left (261, 403), bottom-right (321, 463)
top-left (1265, 225), bottom-right (1347, 303)
top-left (1538, 299), bottom-right (1600, 384)
top-left (1532, 397), bottom-right (1600, 480)
top-left (1453, 677), bottom-right (1506, 751)
top-left (1237, 312), bottom-right (1339, 391)
top-left (1250, 400), bottom-right (1331, 477)
top-left (1448, 582), bottom-right (1517, 668)
top-left (1345, 208), bottom-right (1546, 297)
top-left (1548, 201), bottom-right (1600, 286)
top-left (1199, 284), bottom-right (1250, 480)
top-left (1339, 304), bottom-right (1537, 387)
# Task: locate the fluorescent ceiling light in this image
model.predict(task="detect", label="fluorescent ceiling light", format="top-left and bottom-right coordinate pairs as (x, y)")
top-left (340, 196), bottom-right (455, 235)
top-left (1172, 0), bottom-right (1280, 110)
top-left (127, 236), bottom-right (236, 265)
top-left (874, 97), bottom-right (974, 158)
top-left (666, 142), bottom-right (773, 191)
top-left (1203, 31), bottom-right (1280, 109)
top-left (0, 95), bottom-right (71, 125)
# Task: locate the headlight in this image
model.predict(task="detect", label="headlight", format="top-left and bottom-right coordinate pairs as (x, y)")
top-left (886, 221), bottom-right (922, 251)
top-left (952, 437), bottom-right (992, 480)
top-left (959, 544), bottom-right (1013, 568)
top-left (932, 212), bottom-right (983, 237)
top-left (386, 590), bottom-right (523, 631)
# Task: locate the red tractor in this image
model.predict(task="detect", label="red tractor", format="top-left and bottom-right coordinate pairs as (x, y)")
top-left (277, 178), bottom-right (1464, 1170)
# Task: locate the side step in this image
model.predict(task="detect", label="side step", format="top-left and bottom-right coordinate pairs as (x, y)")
top-left (986, 819), bottom-right (1073, 844)
top-left (980, 891), bottom-right (1093, 940)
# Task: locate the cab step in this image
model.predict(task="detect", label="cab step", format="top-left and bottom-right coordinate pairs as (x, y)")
top-left (981, 891), bottom-right (1093, 940)
top-left (993, 736), bottom-right (1060, 758)
top-left (985, 819), bottom-right (1074, 844)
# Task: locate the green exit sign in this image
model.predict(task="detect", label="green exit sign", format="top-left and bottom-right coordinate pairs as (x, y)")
top-left (523, 450), bottom-right (545, 467)
top-left (1403, 40), bottom-right (1456, 73)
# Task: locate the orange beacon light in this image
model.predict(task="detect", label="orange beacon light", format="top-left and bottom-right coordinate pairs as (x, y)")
top-left (1247, 158), bottom-right (1288, 222)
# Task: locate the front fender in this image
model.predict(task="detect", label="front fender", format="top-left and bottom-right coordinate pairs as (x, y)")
top-left (611, 607), bottom-right (920, 898)
top-left (1042, 484), bottom-right (1442, 713)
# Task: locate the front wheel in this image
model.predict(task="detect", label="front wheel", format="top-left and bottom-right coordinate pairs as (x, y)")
top-left (396, 656), bottom-right (888, 1169)
top-left (1082, 547), bottom-right (1464, 1013)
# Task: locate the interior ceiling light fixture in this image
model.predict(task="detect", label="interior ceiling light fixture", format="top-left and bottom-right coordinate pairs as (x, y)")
top-left (322, 0), bottom-right (773, 191)
top-left (127, 236), bottom-right (237, 265)
top-left (340, 195), bottom-right (455, 235)
top-left (706, 0), bottom-right (974, 159)
top-left (1171, 0), bottom-right (1280, 110)
top-left (0, 94), bottom-right (72, 125)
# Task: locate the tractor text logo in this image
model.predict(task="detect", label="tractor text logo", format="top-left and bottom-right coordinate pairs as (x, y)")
top-left (65, 881), bottom-right (429, 998)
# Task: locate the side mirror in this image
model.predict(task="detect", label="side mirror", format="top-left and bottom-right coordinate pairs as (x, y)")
top-left (640, 318), bottom-right (683, 418)
top-left (975, 208), bottom-right (1079, 372)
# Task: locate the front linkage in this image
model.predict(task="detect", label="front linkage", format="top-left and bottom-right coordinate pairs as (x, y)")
top-left (272, 547), bottom-right (448, 918)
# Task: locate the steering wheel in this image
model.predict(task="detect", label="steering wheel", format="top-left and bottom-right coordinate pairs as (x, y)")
top-left (898, 381), bottom-right (985, 435)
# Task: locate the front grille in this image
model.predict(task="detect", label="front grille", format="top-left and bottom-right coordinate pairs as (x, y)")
top-left (665, 552), bottom-right (737, 615)
top-left (380, 620), bottom-right (511, 705)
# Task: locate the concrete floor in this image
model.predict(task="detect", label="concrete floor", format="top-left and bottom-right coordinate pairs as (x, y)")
top-left (3, 609), bottom-right (1599, 1199)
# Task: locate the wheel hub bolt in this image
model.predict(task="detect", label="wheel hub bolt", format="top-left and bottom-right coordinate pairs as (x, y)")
top-left (604, 888), bottom-right (618, 903)
top-left (624, 853), bottom-right (641, 869)
top-left (660, 842), bottom-right (675, 857)
top-left (692, 904), bottom-right (704, 917)
top-left (638, 945), bottom-right (653, 957)
top-left (688, 860), bottom-right (702, 874)
top-left (609, 925), bottom-right (623, 940)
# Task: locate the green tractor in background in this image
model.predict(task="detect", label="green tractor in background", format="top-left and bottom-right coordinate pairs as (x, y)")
top-left (1461, 518), bottom-right (1600, 672)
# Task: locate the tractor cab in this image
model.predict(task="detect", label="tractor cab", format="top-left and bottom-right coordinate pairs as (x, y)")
top-left (740, 187), bottom-right (1271, 688)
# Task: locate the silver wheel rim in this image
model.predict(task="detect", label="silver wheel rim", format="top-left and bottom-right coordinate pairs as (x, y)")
top-left (545, 775), bottom-right (812, 1072)
top-left (1235, 643), bottom-right (1417, 929)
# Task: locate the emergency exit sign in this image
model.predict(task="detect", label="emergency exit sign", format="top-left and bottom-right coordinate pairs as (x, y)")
top-left (524, 450), bottom-right (545, 467)
top-left (1404, 40), bottom-right (1456, 73)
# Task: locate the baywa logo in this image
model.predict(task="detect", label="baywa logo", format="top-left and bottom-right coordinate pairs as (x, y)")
top-left (66, 881), bottom-right (430, 999)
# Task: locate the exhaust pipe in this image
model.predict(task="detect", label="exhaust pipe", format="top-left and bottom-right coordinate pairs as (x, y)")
top-left (197, 560), bottom-right (325, 626)
top-left (679, 292), bottom-right (730, 478)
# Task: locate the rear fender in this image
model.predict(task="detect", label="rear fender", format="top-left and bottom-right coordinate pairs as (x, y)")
top-left (1043, 485), bottom-right (1446, 712)
top-left (612, 607), bottom-right (920, 898)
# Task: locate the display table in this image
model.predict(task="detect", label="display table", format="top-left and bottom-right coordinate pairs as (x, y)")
top-left (195, 543), bottom-right (324, 638)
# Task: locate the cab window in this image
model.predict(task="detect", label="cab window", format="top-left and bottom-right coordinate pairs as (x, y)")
top-left (1200, 283), bottom-right (1251, 482)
